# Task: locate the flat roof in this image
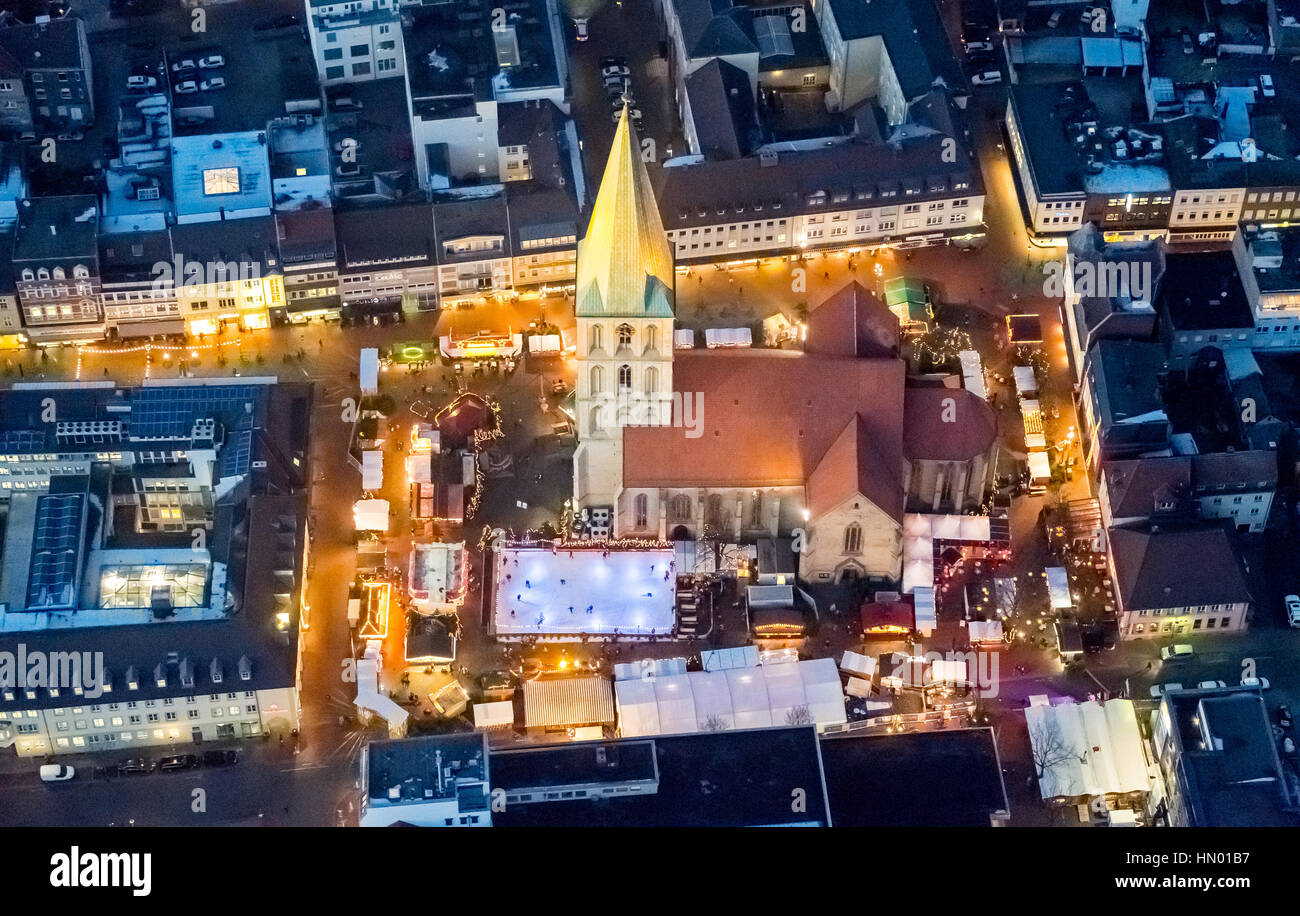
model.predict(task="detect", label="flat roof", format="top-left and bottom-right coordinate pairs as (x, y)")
top-left (491, 726), bottom-right (831, 826)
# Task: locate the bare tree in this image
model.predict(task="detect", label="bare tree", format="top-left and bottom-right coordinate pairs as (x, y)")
top-left (785, 705), bottom-right (814, 727)
top-left (1028, 717), bottom-right (1079, 800)
top-left (700, 714), bottom-right (731, 732)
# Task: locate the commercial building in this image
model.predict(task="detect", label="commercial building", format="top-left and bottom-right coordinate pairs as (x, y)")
top-left (0, 379), bottom-right (312, 756)
top-left (0, 15), bottom-right (94, 139)
top-left (11, 195), bottom-right (102, 344)
top-left (1151, 686), bottom-right (1299, 826)
top-left (305, 0), bottom-right (405, 87)
top-left (362, 724), bottom-right (1010, 826)
top-left (1107, 523), bottom-right (1252, 638)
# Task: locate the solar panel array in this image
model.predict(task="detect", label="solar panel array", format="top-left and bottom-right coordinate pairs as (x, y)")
top-left (218, 427), bottom-right (254, 479)
top-left (26, 493), bottom-right (86, 610)
top-left (129, 385), bottom-right (262, 439)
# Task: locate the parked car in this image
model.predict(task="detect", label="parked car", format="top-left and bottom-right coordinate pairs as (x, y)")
top-left (117, 758), bottom-right (151, 775)
top-left (1285, 594), bottom-right (1300, 627)
top-left (964, 40), bottom-right (994, 52)
top-left (126, 75), bottom-right (157, 90)
top-left (198, 55), bottom-right (224, 69)
top-left (171, 58), bottom-right (197, 73)
top-left (1285, 736), bottom-right (1297, 757)
top-left (202, 749), bottom-right (240, 768)
top-left (1241, 676), bottom-right (1271, 690)
top-left (1149, 683), bottom-right (1183, 698)
top-left (158, 753), bottom-right (199, 771)
top-left (1161, 643), bottom-right (1194, 661)
top-left (599, 56), bottom-right (626, 69)
top-left (199, 77), bottom-right (226, 91)
top-left (1260, 74), bottom-right (1276, 98)
top-left (966, 54), bottom-right (996, 71)
top-left (173, 80), bottom-right (198, 94)
top-left (39, 764), bottom-right (75, 782)
top-left (611, 108), bottom-right (643, 123)
top-left (1279, 704), bottom-right (1294, 729)
top-left (1181, 32), bottom-right (1194, 54)
top-left (971, 70), bottom-right (1002, 86)
top-left (1197, 680), bottom-right (1228, 690)
top-left (601, 64), bottom-right (630, 78)
top-left (575, 19), bottom-right (589, 41)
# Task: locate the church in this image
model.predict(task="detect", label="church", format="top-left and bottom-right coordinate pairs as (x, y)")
top-left (572, 108), bottom-right (998, 585)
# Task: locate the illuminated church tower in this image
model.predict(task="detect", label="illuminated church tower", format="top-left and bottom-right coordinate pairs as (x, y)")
top-left (572, 104), bottom-right (676, 512)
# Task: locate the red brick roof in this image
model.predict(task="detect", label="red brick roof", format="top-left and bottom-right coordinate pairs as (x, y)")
top-left (805, 280), bottom-right (900, 359)
top-left (901, 387), bottom-right (998, 462)
top-left (622, 351), bottom-right (905, 505)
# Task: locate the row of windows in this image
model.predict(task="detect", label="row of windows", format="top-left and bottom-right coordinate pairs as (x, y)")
top-left (0, 692), bottom-right (255, 714)
top-left (19, 266), bottom-right (90, 281)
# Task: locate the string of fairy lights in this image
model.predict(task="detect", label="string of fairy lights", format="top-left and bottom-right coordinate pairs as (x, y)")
top-left (72, 338), bottom-right (244, 381)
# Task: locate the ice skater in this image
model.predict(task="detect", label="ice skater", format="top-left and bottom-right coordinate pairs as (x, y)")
top-left (516, 594), bottom-right (522, 602)
top-left (525, 580), bottom-right (531, 588)
top-left (645, 591), bottom-right (654, 598)
top-left (560, 578), bottom-right (566, 585)
top-left (650, 564), bottom-right (655, 574)
top-left (569, 605), bottom-right (575, 614)
top-left (586, 605), bottom-right (593, 615)
top-left (664, 570), bottom-right (670, 582)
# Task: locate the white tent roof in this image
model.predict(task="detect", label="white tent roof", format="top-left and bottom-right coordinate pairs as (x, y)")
top-left (913, 587), bottom-right (936, 636)
top-left (704, 327), bottom-right (753, 348)
top-left (613, 660), bottom-right (846, 737)
top-left (472, 700), bottom-right (515, 729)
top-left (839, 650), bottom-right (877, 679)
top-left (904, 514), bottom-right (931, 536)
top-left (1013, 366), bottom-right (1038, 396)
top-left (673, 328), bottom-right (695, 349)
top-left (701, 645), bottom-right (760, 671)
top-left (969, 619), bottom-right (1004, 643)
top-left (1028, 451), bottom-right (1052, 479)
top-left (614, 678), bottom-right (661, 737)
top-left (800, 657), bottom-right (847, 728)
top-left (359, 348), bottom-right (379, 396)
top-left (903, 558), bottom-right (933, 593)
top-left (725, 667), bottom-right (775, 730)
top-left (362, 450), bottom-right (383, 491)
top-left (1046, 567), bottom-right (1073, 609)
top-left (1026, 699), bottom-right (1147, 801)
top-left (688, 670), bottom-right (734, 731)
top-left (654, 673), bottom-right (699, 736)
top-left (763, 659), bottom-right (806, 724)
top-left (353, 499), bottom-right (390, 532)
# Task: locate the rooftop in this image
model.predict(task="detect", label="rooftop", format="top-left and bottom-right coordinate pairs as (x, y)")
top-left (1163, 688), bottom-right (1298, 827)
top-left (171, 132), bottom-right (273, 223)
top-left (13, 195), bottom-right (98, 262)
top-left (492, 726), bottom-right (831, 826)
top-left (1108, 522), bottom-right (1252, 612)
top-left (404, 0), bottom-right (561, 106)
top-left (1158, 251), bottom-right (1253, 332)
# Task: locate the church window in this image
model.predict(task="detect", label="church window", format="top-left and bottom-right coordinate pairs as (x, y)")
top-left (634, 494), bottom-right (648, 528)
top-left (590, 324), bottom-right (603, 352)
top-left (645, 325), bottom-right (658, 351)
top-left (749, 492), bottom-right (763, 527)
top-left (645, 367), bottom-right (658, 395)
top-left (843, 523), bottom-right (862, 554)
top-left (672, 494), bottom-right (691, 519)
top-left (617, 324), bottom-right (633, 348)
top-left (618, 364), bottom-right (632, 390)
top-left (590, 365), bottom-right (604, 394)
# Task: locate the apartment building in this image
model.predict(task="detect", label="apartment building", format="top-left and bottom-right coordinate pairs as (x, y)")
top-left (0, 15), bottom-right (94, 139)
top-left (305, 0), bottom-right (405, 86)
top-left (11, 195), bottom-right (102, 343)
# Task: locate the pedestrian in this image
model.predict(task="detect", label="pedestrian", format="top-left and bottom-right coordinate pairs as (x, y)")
top-left (560, 578), bottom-right (566, 585)
top-left (526, 580), bottom-right (531, 588)
top-left (569, 605), bottom-right (575, 614)
top-left (506, 573), bottom-right (512, 582)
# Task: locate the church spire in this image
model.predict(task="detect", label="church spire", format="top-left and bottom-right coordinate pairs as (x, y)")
top-left (575, 104), bottom-right (676, 318)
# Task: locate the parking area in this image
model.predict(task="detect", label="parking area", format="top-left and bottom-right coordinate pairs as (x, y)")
top-left (568, 1), bottom-right (684, 178)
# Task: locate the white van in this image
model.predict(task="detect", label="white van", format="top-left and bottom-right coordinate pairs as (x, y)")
top-left (1161, 644), bottom-right (1194, 661)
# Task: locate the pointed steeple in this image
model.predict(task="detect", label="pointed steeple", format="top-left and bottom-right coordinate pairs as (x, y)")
top-left (575, 105), bottom-right (675, 318)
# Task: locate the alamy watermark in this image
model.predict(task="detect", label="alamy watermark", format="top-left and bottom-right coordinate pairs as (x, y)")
top-left (1042, 258), bottom-right (1152, 302)
top-left (151, 254), bottom-right (262, 295)
top-left (591, 390), bottom-right (704, 439)
top-left (0, 644), bottom-right (106, 699)
top-left (887, 649), bottom-right (1001, 699)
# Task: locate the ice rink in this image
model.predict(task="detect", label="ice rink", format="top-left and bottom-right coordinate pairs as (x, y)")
top-left (491, 546), bottom-right (677, 638)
